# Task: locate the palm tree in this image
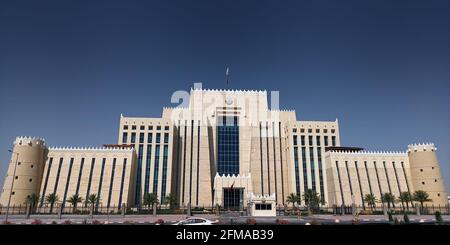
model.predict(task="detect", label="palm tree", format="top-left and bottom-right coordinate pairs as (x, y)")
top-left (413, 190), bottom-right (431, 209)
top-left (86, 194), bottom-right (99, 216)
top-left (303, 189), bottom-right (320, 213)
top-left (66, 194), bottom-right (83, 213)
top-left (286, 193), bottom-right (300, 210)
top-left (398, 192), bottom-right (413, 211)
top-left (364, 194), bottom-right (377, 211)
top-left (164, 193), bottom-right (177, 209)
top-left (45, 193), bottom-right (59, 213)
top-left (381, 193), bottom-right (396, 209)
top-left (25, 193), bottom-right (40, 213)
top-left (143, 193), bottom-right (159, 213)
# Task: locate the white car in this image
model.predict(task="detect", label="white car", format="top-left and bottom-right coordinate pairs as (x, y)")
top-left (173, 217), bottom-right (219, 225)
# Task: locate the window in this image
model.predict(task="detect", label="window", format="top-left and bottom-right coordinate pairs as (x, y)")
top-left (31, 165), bottom-right (34, 168)
top-left (223, 188), bottom-right (242, 210)
top-left (435, 179), bottom-right (437, 182)
top-left (432, 167), bottom-right (434, 170)
top-left (255, 204), bottom-right (272, 210)
top-left (11, 192), bottom-right (15, 195)
top-left (308, 129), bottom-right (312, 133)
top-left (438, 193), bottom-right (441, 197)
top-left (148, 133), bottom-right (153, 143)
top-left (217, 116), bottom-right (240, 175)
top-left (309, 147), bottom-right (316, 191)
top-left (131, 133), bottom-right (136, 143)
top-left (422, 181), bottom-right (425, 185)
top-left (301, 147), bottom-right (308, 193)
top-left (293, 135), bottom-right (298, 145)
top-left (308, 136), bottom-right (313, 145)
top-left (153, 145), bottom-right (161, 193)
top-left (148, 126), bottom-right (153, 130)
top-left (324, 129), bottom-right (328, 133)
top-left (156, 133), bottom-right (161, 143)
top-left (316, 129), bottom-right (320, 133)
top-left (331, 136), bottom-right (336, 146)
top-left (293, 147), bottom-right (300, 195)
top-left (161, 145), bottom-right (169, 202)
top-left (140, 125), bottom-right (145, 130)
top-left (316, 136), bottom-right (321, 146)
top-left (164, 133), bottom-right (169, 144)
top-left (123, 125), bottom-right (128, 130)
top-left (324, 136), bottom-right (329, 146)
top-left (331, 129), bottom-right (335, 134)
top-left (139, 133), bottom-right (145, 143)
top-left (420, 169), bottom-right (423, 172)
top-left (122, 132), bottom-right (128, 144)
top-left (293, 128), bottom-right (297, 133)
top-left (29, 178), bottom-right (32, 182)
top-left (15, 176), bottom-right (18, 180)
top-left (157, 126), bottom-right (161, 130)
top-left (301, 136), bottom-right (305, 145)
top-left (18, 162), bottom-right (21, 166)
top-left (300, 128), bottom-right (305, 133)
top-left (164, 126), bottom-right (169, 130)
top-left (132, 125), bottom-right (136, 130)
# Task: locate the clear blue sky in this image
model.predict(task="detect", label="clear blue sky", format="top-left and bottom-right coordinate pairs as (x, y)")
top-left (0, 0), bottom-right (449, 191)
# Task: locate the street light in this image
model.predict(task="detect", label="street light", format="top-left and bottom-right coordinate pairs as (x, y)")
top-left (5, 150), bottom-right (19, 223)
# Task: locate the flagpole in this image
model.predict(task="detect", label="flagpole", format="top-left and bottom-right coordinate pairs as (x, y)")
top-left (225, 67), bottom-right (230, 86)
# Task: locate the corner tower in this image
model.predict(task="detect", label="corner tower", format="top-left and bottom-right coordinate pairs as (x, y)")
top-left (407, 143), bottom-right (448, 206)
top-left (0, 137), bottom-right (47, 206)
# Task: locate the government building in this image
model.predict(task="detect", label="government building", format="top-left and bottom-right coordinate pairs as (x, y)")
top-left (1, 88), bottom-right (448, 211)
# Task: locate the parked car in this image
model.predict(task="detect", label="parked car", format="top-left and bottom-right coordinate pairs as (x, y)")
top-left (173, 217), bottom-right (219, 225)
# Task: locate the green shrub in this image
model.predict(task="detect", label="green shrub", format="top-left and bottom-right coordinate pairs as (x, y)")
top-left (435, 211), bottom-right (443, 224)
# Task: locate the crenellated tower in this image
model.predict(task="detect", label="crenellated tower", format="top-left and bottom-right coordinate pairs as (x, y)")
top-left (408, 143), bottom-right (448, 206)
top-left (0, 137), bottom-right (47, 206)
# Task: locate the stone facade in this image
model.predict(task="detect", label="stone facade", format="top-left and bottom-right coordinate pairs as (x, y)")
top-left (1, 88), bottom-right (447, 209)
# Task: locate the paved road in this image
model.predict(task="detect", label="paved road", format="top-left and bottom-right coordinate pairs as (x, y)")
top-left (0, 214), bottom-right (219, 224)
top-left (0, 214), bottom-right (448, 225)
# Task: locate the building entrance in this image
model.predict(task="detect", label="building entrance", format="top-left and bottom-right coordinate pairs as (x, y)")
top-left (223, 188), bottom-right (243, 210)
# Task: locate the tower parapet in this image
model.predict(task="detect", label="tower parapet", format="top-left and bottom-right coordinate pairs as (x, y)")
top-left (0, 137), bottom-right (47, 206)
top-left (407, 143), bottom-right (448, 206)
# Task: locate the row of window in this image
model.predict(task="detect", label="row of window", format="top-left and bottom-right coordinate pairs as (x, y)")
top-left (217, 116), bottom-right (240, 176)
top-left (293, 128), bottom-right (336, 134)
top-left (293, 135), bottom-right (336, 147)
top-left (123, 125), bottom-right (170, 131)
top-left (293, 146), bottom-right (325, 200)
top-left (255, 203), bottom-right (272, 210)
top-left (123, 132), bottom-right (169, 144)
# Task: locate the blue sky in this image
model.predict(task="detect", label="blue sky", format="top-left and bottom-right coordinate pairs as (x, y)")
top-left (0, 0), bottom-right (449, 191)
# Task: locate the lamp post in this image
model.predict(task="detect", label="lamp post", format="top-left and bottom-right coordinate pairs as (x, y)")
top-left (5, 150), bottom-right (19, 222)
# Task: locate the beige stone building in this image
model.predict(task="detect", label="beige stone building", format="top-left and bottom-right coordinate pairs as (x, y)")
top-left (325, 143), bottom-right (448, 207)
top-left (0, 137), bottom-right (136, 210)
top-left (1, 88), bottom-right (448, 211)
